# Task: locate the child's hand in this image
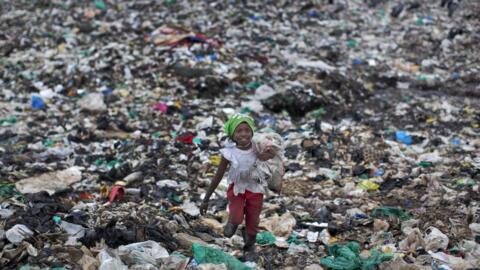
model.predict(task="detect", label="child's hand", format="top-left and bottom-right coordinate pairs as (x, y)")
top-left (257, 148), bottom-right (275, 161)
top-left (200, 200), bottom-right (209, 215)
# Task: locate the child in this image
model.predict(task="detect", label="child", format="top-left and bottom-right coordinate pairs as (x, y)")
top-left (200, 114), bottom-right (274, 257)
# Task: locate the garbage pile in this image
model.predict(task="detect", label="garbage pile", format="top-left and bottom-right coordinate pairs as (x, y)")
top-left (1, 0), bottom-right (479, 269)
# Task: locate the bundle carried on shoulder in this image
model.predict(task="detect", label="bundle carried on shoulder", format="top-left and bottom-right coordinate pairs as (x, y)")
top-left (251, 132), bottom-right (285, 193)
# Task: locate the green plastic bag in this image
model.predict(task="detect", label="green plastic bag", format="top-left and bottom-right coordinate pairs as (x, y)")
top-left (371, 206), bottom-right (410, 221)
top-left (320, 242), bottom-right (393, 270)
top-left (287, 233), bottom-right (301, 245)
top-left (0, 184), bottom-right (25, 202)
top-left (192, 243), bottom-right (251, 270)
top-left (321, 256), bottom-right (358, 270)
top-left (322, 242), bottom-right (362, 270)
top-left (256, 231), bottom-right (276, 245)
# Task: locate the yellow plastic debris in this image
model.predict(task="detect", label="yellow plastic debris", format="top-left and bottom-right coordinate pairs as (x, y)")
top-left (426, 117), bottom-right (436, 124)
top-left (357, 180), bottom-right (380, 191)
top-left (209, 155), bottom-right (221, 166)
top-left (328, 236), bottom-right (339, 244)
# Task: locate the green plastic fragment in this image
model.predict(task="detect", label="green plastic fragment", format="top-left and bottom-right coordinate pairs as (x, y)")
top-left (94, 0), bottom-right (106, 10)
top-left (401, 95), bottom-right (412, 102)
top-left (346, 40), bottom-right (358, 48)
top-left (327, 142), bottom-right (334, 150)
top-left (256, 231), bottom-right (276, 245)
top-left (0, 184), bottom-right (25, 202)
top-left (418, 161), bottom-right (433, 168)
top-left (240, 107), bottom-right (251, 114)
top-left (0, 116), bottom-right (17, 126)
top-left (301, 214), bottom-right (315, 222)
top-left (164, 0), bottom-right (176, 5)
top-left (94, 158), bottom-right (105, 166)
top-left (53, 216), bottom-right (62, 224)
top-left (418, 74), bottom-right (427, 81)
top-left (359, 174), bottom-right (370, 180)
top-left (311, 107), bottom-right (326, 118)
top-left (455, 178), bottom-right (476, 187)
top-left (246, 82), bottom-right (261, 90)
top-left (170, 195), bottom-right (183, 203)
top-left (79, 50), bottom-right (90, 57)
top-left (192, 243), bottom-right (251, 270)
top-left (106, 159), bottom-right (122, 169)
top-left (43, 139), bottom-right (54, 148)
top-left (287, 234), bottom-right (301, 245)
top-left (128, 111), bottom-right (138, 118)
top-left (371, 206), bottom-right (410, 221)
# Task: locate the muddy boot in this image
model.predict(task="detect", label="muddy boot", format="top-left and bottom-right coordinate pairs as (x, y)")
top-left (243, 232), bottom-right (259, 262)
top-left (223, 223), bottom-right (238, 238)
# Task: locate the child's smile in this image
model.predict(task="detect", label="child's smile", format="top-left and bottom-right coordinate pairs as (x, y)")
top-left (233, 123), bottom-right (253, 148)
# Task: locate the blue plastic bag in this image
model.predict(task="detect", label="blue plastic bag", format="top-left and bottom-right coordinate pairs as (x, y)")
top-left (31, 95), bottom-right (45, 110)
top-left (395, 131), bottom-right (412, 145)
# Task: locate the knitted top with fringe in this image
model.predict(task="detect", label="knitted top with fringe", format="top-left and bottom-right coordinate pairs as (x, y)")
top-left (219, 139), bottom-right (265, 195)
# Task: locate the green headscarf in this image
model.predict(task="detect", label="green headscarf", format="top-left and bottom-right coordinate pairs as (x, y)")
top-left (224, 113), bottom-right (255, 138)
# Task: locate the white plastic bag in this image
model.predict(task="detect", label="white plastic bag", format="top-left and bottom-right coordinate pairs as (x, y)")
top-left (118, 240), bottom-right (169, 266)
top-left (6, 224), bottom-right (34, 244)
top-left (58, 220), bottom-right (86, 245)
top-left (98, 249), bottom-right (128, 270)
top-left (424, 227), bottom-right (449, 251)
top-left (429, 251), bottom-right (476, 270)
top-left (78, 93), bottom-right (107, 112)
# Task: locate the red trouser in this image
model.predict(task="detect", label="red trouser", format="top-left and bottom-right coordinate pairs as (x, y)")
top-left (227, 184), bottom-right (264, 236)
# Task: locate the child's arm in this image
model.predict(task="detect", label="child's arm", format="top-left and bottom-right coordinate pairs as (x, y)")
top-left (200, 156), bottom-right (230, 215)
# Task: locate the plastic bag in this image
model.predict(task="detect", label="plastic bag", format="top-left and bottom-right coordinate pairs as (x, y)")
top-left (256, 231), bottom-right (276, 245)
top-left (98, 249), bottom-right (128, 270)
top-left (31, 94), bottom-right (45, 110)
top-left (6, 224), bottom-right (34, 244)
top-left (58, 220), bottom-right (86, 245)
top-left (320, 242), bottom-right (393, 270)
top-left (0, 184), bottom-right (24, 202)
top-left (371, 206), bottom-right (410, 221)
top-left (251, 132), bottom-right (285, 192)
top-left (357, 180), bottom-right (380, 191)
top-left (395, 131), bottom-right (412, 145)
top-left (78, 93), bottom-right (107, 112)
top-left (259, 212), bottom-right (296, 238)
top-left (321, 242), bottom-right (361, 270)
top-left (192, 243), bottom-right (251, 270)
top-left (118, 240), bottom-right (169, 266)
top-left (424, 227), bottom-right (449, 251)
top-left (429, 251), bottom-right (476, 270)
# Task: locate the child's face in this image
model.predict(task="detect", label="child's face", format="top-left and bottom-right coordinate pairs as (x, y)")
top-left (233, 123), bottom-right (253, 147)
